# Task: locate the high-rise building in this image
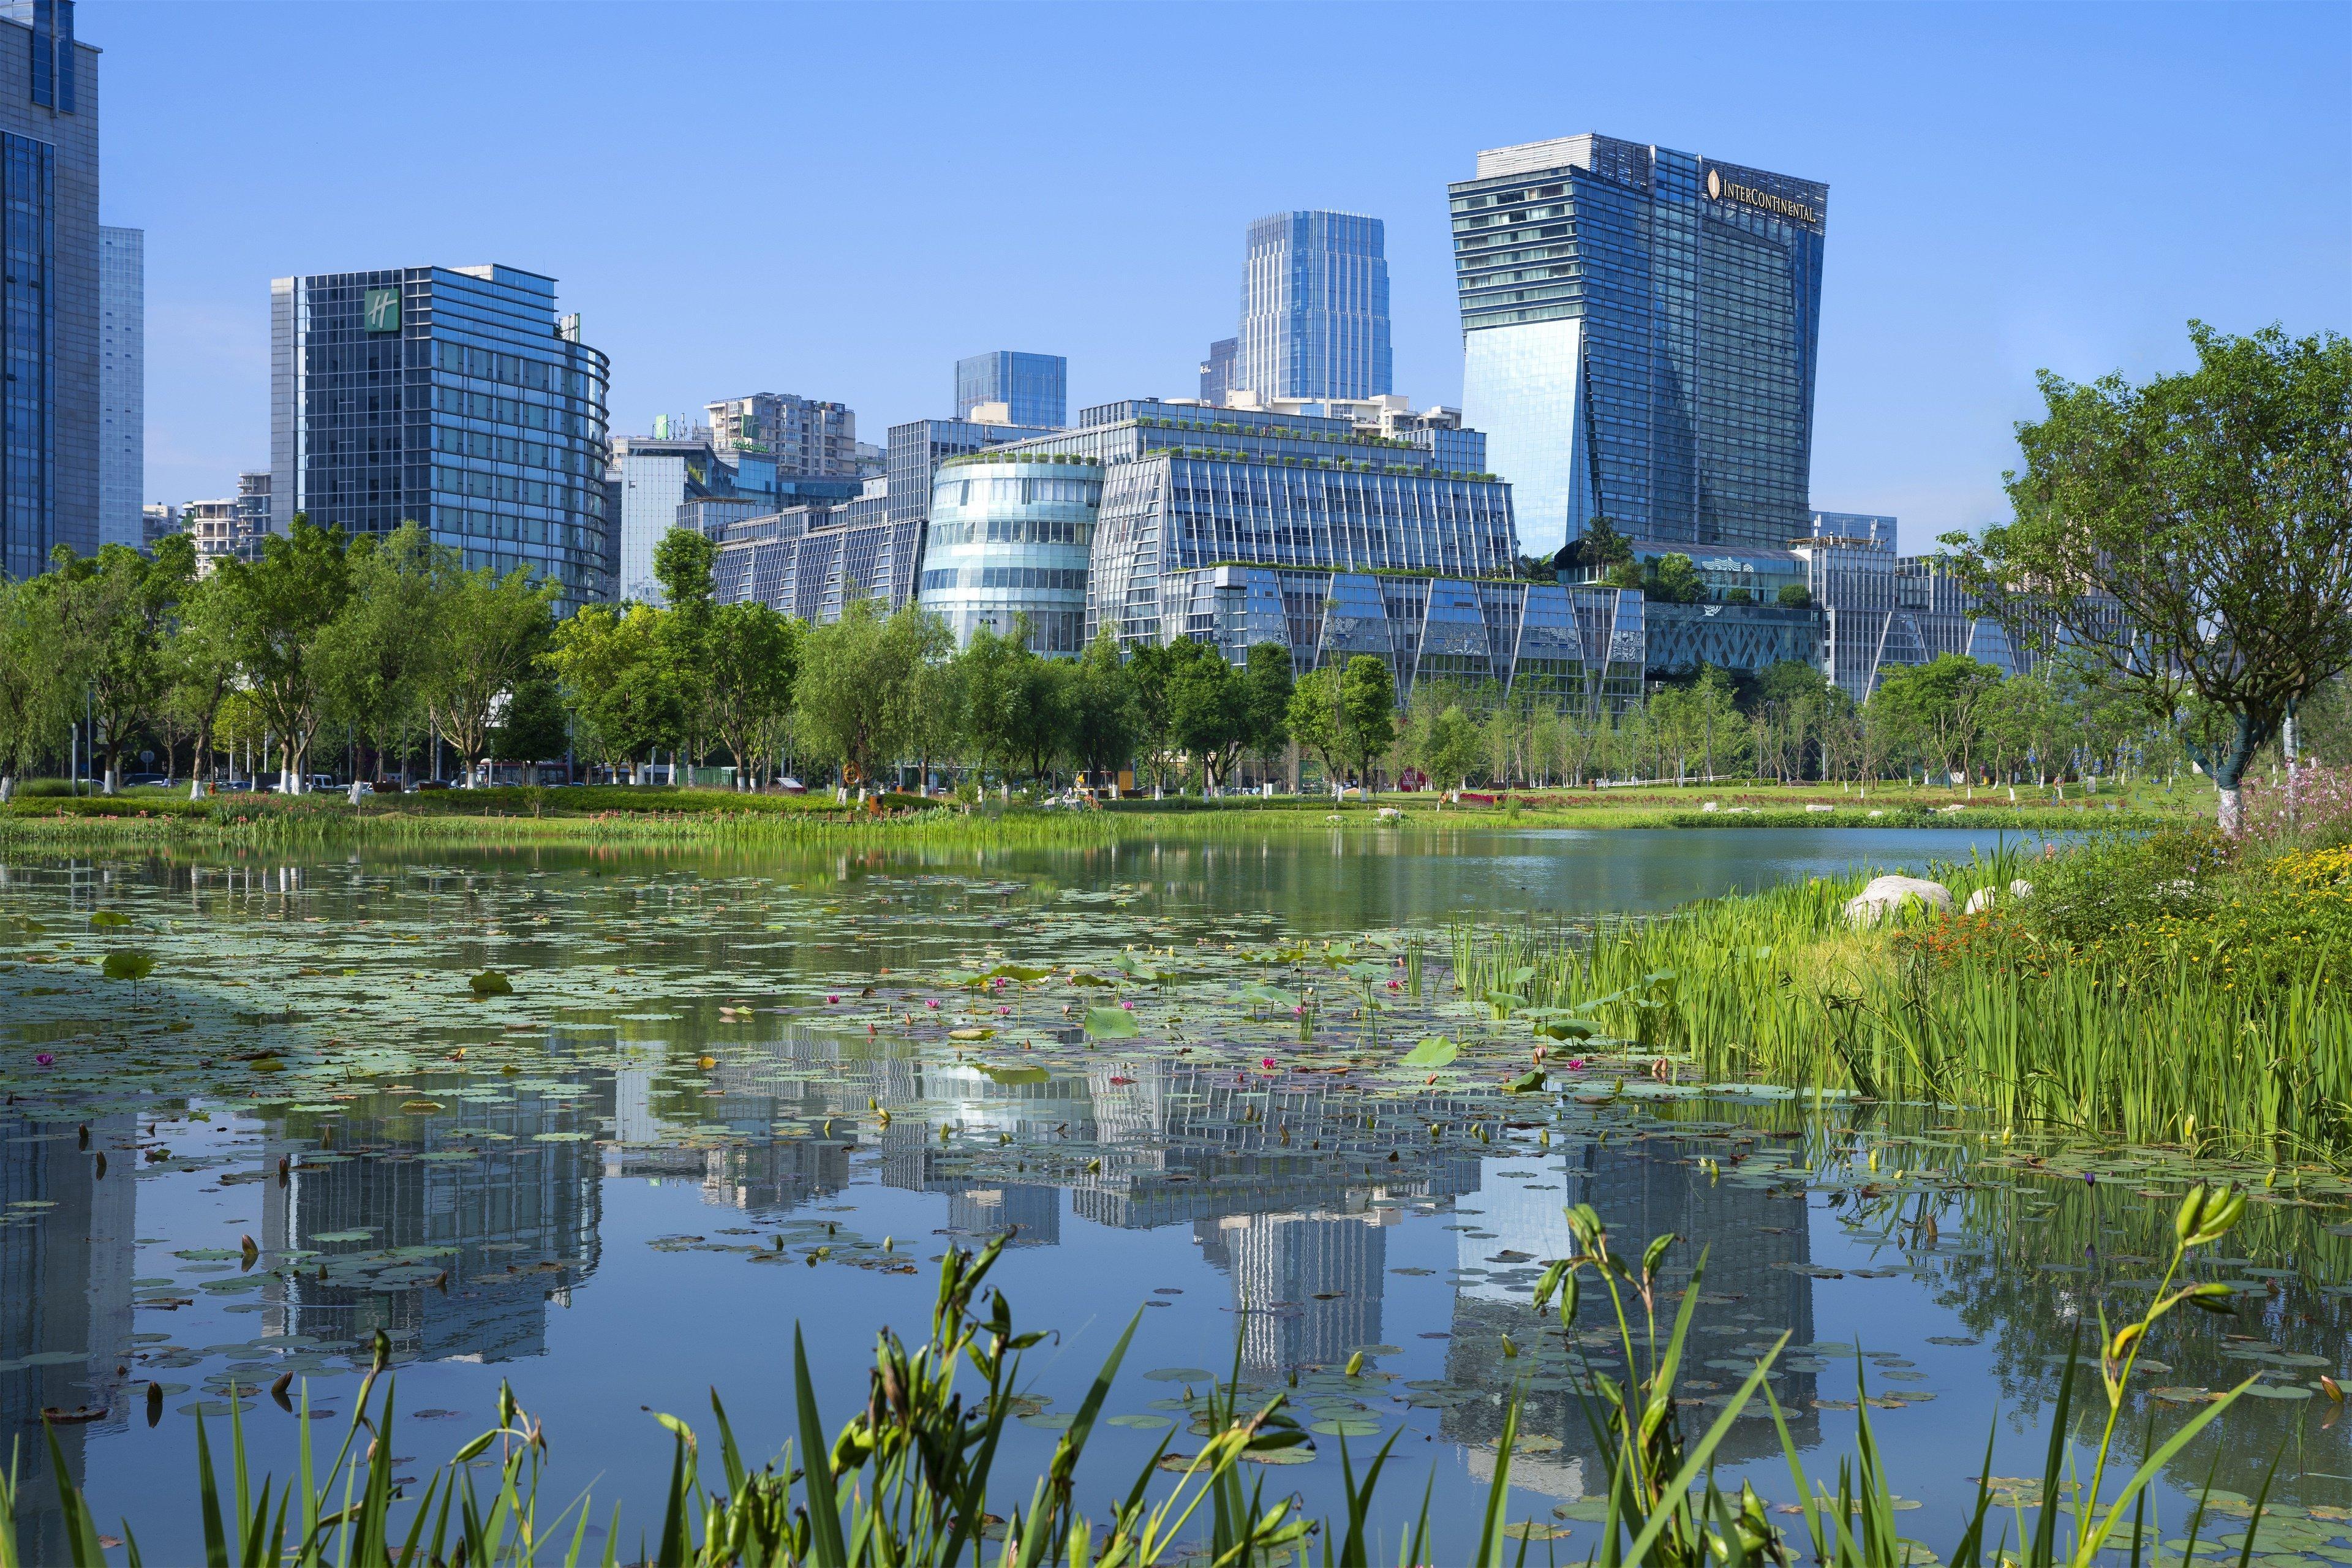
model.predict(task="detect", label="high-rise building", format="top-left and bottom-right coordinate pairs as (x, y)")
top-left (1450, 134), bottom-right (1827, 556)
top-left (956, 351), bottom-right (1066, 429)
top-left (883, 415), bottom-right (1052, 529)
top-left (704, 392), bottom-right (861, 477)
top-left (97, 225), bottom-right (140, 550)
top-left (709, 476), bottom-right (924, 625)
top-left (139, 501), bottom-right (177, 551)
top-left (918, 455), bottom-right (1102, 653)
top-left (0, 0), bottom-right (100, 575)
top-left (269, 263), bottom-right (612, 606)
top-left (1232, 211), bottom-right (1391, 404)
top-left (1197, 337), bottom-right (1237, 406)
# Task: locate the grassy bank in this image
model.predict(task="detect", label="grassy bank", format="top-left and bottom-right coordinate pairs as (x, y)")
top-left (1456, 827), bottom-right (2352, 1159)
top-left (0, 777), bottom-right (2190, 848)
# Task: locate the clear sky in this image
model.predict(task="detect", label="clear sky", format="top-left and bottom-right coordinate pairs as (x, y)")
top-left (102, 0), bottom-right (2348, 553)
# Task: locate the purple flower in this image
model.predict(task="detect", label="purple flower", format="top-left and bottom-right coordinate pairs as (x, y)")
top-left (34, 1052), bottom-right (54, 1067)
top-left (1120, 1000), bottom-right (1134, 1011)
top-left (826, 994), bottom-right (840, 1004)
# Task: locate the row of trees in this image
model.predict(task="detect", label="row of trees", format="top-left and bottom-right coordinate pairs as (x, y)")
top-left (0, 524), bottom-right (559, 797)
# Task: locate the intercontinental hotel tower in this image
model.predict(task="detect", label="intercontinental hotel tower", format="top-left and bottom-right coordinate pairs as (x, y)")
top-left (1450, 134), bottom-right (1828, 557)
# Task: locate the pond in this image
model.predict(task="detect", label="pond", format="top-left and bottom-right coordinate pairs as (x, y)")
top-left (2, 824), bottom-right (2346, 1562)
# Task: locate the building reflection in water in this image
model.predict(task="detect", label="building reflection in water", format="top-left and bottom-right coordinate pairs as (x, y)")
top-left (258, 1044), bottom-right (605, 1362)
top-left (0, 1110), bottom-right (137, 1562)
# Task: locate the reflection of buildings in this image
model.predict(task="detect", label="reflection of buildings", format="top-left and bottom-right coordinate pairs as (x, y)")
top-left (1437, 1136), bottom-right (1819, 1471)
top-left (0, 1112), bottom-right (136, 1562)
top-left (1197, 1211), bottom-right (1385, 1373)
top-left (262, 1082), bottom-right (602, 1362)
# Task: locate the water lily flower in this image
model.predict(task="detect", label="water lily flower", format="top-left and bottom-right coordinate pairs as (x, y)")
top-left (1262, 1057), bottom-right (1276, 1069)
top-left (1567, 1058), bottom-right (1587, 1070)
top-left (925, 999), bottom-right (940, 1009)
top-left (1292, 1005), bottom-right (1306, 1017)
top-left (1120, 1000), bottom-right (1134, 1010)
top-left (826, 994), bottom-right (840, 1004)
top-left (34, 1052), bottom-right (53, 1067)
top-left (1387, 979), bottom-right (1401, 990)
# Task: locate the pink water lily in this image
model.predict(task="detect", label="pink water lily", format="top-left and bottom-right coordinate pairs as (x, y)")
top-left (925, 999), bottom-right (940, 1009)
top-left (34, 1052), bottom-right (53, 1067)
top-left (826, 994), bottom-right (840, 1004)
top-left (1261, 1057), bottom-right (1276, 1069)
top-left (1566, 1057), bottom-right (1588, 1070)
top-left (1120, 1000), bottom-right (1134, 1010)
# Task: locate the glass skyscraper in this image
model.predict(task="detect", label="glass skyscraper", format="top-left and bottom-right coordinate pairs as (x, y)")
top-left (0, 0), bottom-right (99, 575)
top-left (1233, 211), bottom-right (1391, 404)
top-left (1450, 134), bottom-right (1826, 555)
top-left (956, 350), bottom-right (1066, 429)
top-left (269, 264), bottom-right (612, 605)
top-left (97, 225), bottom-right (140, 551)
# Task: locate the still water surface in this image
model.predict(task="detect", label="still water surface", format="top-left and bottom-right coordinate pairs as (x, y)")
top-left (3, 826), bottom-right (2346, 1562)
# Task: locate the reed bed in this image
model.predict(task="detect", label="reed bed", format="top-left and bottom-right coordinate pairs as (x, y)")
top-left (1453, 839), bottom-right (2352, 1160)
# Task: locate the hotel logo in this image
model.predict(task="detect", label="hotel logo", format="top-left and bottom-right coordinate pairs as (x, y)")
top-left (1705, 166), bottom-right (1817, 226)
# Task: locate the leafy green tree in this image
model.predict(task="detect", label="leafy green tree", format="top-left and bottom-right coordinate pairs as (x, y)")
top-left (1776, 582), bottom-right (1812, 608)
top-left (956, 622), bottom-right (1028, 787)
top-left (316, 524), bottom-right (447, 786)
top-left (0, 573), bottom-right (63, 798)
top-left (1066, 632), bottom-right (1137, 786)
top-left (1423, 704), bottom-right (1484, 791)
top-left (706, 601), bottom-right (800, 790)
top-left (1869, 654), bottom-right (2005, 780)
top-left (1336, 655), bottom-right (1398, 793)
top-left (45, 537), bottom-right (195, 791)
top-left (211, 516), bottom-right (352, 792)
top-left (1644, 552), bottom-right (1708, 605)
top-left (494, 678), bottom-right (571, 774)
top-left (1240, 641), bottom-right (1294, 785)
top-left (902, 615), bottom-right (966, 793)
top-left (796, 598), bottom-right (921, 790)
top-left (1580, 516), bottom-right (1634, 570)
top-left (545, 602), bottom-right (680, 783)
top-left (427, 564), bottom-right (556, 786)
top-left (1951, 322), bottom-right (2352, 832)
top-left (1166, 638), bottom-right (1246, 791)
top-left (652, 527), bottom-right (718, 772)
top-left (1125, 640), bottom-right (1183, 794)
top-left (1287, 666), bottom-right (1344, 791)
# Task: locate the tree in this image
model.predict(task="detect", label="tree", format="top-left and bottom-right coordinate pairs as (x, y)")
top-left (0, 573), bottom-right (62, 799)
top-left (1336, 655), bottom-right (1398, 792)
top-left (1287, 667), bottom-right (1344, 790)
top-left (1066, 632), bottom-right (1137, 786)
top-left (315, 524), bottom-right (448, 786)
top-left (1870, 654), bottom-right (2004, 780)
top-left (161, 571), bottom-right (247, 790)
top-left (902, 615), bottom-right (966, 794)
top-left (45, 537), bottom-right (194, 791)
top-left (494, 678), bottom-right (571, 774)
top-left (212, 516), bottom-right (352, 793)
top-left (427, 564), bottom-right (556, 786)
top-left (1424, 704), bottom-right (1484, 792)
top-left (1240, 641), bottom-right (1294, 783)
top-left (545, 602), bottom-right (680, 783)
top-left (1951, 322), bottom-right (2352, 833)
top-left (1579, 516), bottom-right (1634, 571)
top-left (956, 622), bottom-right (1028, 787)
top-left (1776, 582), bottom-right (1813, 608)
top-left (1645, 552), bottom-right (1708, 605)
top-left (1166, 638), bottom-right (1246, 791)
top-left (1125, 641), bottom-right (1182, 794)
top-left (706, 601), bottom-right (799, 790)
top-left (796, 598), bottom-right (921, 790)
top-left (652, 527), bottom-right (718, 774)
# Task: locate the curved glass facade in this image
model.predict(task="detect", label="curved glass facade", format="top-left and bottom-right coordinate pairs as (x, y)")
top-left (919, 457), bottom-right (1102, 654)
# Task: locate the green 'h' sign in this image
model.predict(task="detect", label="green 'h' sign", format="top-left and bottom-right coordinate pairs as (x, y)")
top-left (363, 287), bottom-right (401, 334)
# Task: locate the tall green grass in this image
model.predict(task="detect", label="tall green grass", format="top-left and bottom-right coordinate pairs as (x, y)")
top-left (1453, 849), bottom-right (2352, 1158)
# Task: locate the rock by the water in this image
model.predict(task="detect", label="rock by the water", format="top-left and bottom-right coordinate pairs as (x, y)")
top-left (1844, 875), bottom-right (1953, 927)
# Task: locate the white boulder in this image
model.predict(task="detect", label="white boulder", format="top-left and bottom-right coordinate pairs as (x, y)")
top-left (1844, 875), bottom-right (1953, 928)
top-left (2010, 879), bottom-right (2034, 900)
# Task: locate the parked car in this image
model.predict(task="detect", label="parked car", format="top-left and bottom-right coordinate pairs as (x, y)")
top-left (368, 779), bottom-right (405, 794)
top-left (412, 780), bottom-right (450, 792)
top-left (121, 773), bottom-right (170, 788)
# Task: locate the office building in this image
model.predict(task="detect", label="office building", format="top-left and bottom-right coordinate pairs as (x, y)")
top-left (97, 225), bottom-right (139, 549)
top-left (139, 500), bottom-right (176, 551)
top-left (959, 398), bottom-right (1512, 652)
top-left (706, 391), bottom-right (861, 477)
top-left (180, 494), bottom-right (263, 575)
top-left (0, 0), bottom-right (99, 575)
top-left (709, 477), bottom-right (923, 624)
top-left (919, 455), bottom-right (1101, 652)
top-left (269, 263), bottom-right (612, 605)
top-left (883, 414), bottom-right (1052, 531)
top-left (611, 425), bottom-right (863, 603)
top-left (1451, 134), bottom-right (1827, 555)
top-left (1198, 337), bottom-right (1237, 407)
top-left (1232, 211), bottom-right (1391, 404)
top-left (956, 351), bottom-right (1066, 429)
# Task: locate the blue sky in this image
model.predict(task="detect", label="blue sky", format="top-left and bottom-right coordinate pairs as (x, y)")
top-left (104, 1), bottom-right (2348, 552)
